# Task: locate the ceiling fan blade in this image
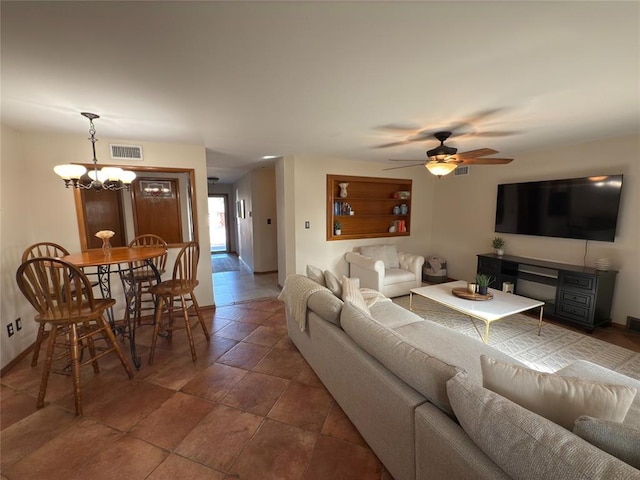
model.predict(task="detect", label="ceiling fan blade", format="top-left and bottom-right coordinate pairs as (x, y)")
top-left (459, 158), bottom-right (513, 165)
top-left (374, 140), bottom-right (411, 149)
top-left (451, 148), bottom-right (499, 160)
top-left (470, 130), bottom-right (521, 138)
top-left (382, 163), bottom-right (425, 171)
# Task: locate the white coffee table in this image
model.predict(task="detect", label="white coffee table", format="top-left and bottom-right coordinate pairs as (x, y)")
top-left (410, 280), bottom-right (545, 344)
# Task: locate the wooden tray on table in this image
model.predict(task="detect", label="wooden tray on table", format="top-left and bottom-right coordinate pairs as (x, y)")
top-left (452, 288), bottom-right (493, 301)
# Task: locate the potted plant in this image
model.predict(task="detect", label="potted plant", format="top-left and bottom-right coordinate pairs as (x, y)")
top-left (476, 274), bottom-right (493, 295)
top-left (334, 221), bottom-right (342, 236)
top-left (492, 236), bottom-right (505, 256)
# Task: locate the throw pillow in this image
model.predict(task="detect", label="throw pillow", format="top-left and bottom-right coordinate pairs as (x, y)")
top-left (574, 416), bottom-right (640, 469)
top-left (324, 270), bottom-right (342, 297)
top-left (306, 265), bottom-right (326, 286)
top-left (341, 276), bottom-right (370, 315)
top-left (447, 373), bottom-right (640, 479)
top-left (481, 355), bottom-right (637, 430)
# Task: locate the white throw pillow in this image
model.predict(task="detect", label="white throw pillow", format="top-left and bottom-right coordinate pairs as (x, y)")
top-left (341, 276), bottom-right (370, 315)
top-left (481, 355), bottom-right (637, 430)
top-left (323, 270), bottom-right (342, 297)
top-left (306, 265), bottom-right (326, 286)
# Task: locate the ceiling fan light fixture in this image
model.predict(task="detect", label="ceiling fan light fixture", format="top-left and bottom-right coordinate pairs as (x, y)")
top-left (425, 161), bottom-right (457, 178)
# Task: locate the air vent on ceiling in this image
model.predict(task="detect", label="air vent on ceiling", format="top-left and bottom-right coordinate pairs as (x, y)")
top-left (454, 165), bottom-right (470, 176)
top-left (110, 144), bottom-right (143, 160)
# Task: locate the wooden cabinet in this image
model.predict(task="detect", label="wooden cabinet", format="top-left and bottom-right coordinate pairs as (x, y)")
top-left (326, 174), bottom-right (412, 241)
top-left (477, 253), bottom-right (617, 331)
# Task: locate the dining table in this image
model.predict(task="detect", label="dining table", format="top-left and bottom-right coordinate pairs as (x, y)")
top-left (61, 246), bottom-right (167, 369)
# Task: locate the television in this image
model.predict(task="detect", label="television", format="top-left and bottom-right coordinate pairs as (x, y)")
top-left (495, 175), bottom-right (623, 242)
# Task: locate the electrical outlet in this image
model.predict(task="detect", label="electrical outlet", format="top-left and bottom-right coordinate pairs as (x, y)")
top-left (15, 318), bottom-right (22, 331)
top-left (7, 324), bottom-right (14, 337)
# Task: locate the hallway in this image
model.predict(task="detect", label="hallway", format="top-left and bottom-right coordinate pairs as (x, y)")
top-left (212, 253), bottom-right (281, 306)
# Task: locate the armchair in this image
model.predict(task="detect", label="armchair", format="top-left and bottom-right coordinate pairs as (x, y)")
top-left (345, 245), bottom-right (425, 298)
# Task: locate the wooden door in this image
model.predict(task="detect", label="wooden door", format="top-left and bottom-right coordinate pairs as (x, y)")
top-left (131, 178), bottom-right (183, 244)
top-left (80, 188), bottom-right (126, 249)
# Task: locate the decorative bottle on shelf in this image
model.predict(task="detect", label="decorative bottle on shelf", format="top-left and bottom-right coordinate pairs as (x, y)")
top-left (400, 204), bottom-right (408, 215)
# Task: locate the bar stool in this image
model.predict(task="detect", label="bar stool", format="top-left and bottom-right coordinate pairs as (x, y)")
top-left (148, 241), bottom-right (210, 364)
top-left (126, 234), bottom-right (168, 326)
top-left (16, 257), bottom-right (134, 415)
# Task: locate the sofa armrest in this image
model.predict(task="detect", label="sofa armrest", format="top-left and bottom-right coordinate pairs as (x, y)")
top-left (345, 251), bottom-right (385, 292)
top-left (398, 252), bottom-right (425, 274)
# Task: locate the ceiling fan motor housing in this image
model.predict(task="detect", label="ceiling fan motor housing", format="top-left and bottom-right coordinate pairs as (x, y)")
top-left (427, 131), bottom-right (457, 159)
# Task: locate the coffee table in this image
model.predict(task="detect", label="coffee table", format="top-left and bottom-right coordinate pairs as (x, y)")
top-left (410, 280), bottom-right (545, 344)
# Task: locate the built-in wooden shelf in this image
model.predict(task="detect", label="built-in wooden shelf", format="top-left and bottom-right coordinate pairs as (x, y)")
top-left (326, 174), bottom-right (412, 241)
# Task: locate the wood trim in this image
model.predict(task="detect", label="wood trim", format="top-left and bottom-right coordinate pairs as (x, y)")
top-left (71, 164), bottom-right (199, 250)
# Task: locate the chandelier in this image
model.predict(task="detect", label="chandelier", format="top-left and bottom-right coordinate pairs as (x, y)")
top-left (54, 112), bottom-right (136, 190)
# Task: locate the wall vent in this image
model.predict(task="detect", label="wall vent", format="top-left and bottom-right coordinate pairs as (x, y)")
top-left (110, 144), bottom-right (143, 160)
top-left (627, 316), bottom-right (640, 333)
top-left (454, 165), bottom-right (470, 176)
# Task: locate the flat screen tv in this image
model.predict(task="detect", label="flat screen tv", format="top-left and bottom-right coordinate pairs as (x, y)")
top-left (495, 175), bottom-right (623, 242)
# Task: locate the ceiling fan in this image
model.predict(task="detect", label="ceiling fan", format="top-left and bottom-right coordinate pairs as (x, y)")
top-left (384, 131), bottom-right (513, 178)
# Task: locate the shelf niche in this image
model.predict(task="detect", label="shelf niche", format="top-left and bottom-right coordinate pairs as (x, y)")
top-left (326, 174), bottom-right (412, 241)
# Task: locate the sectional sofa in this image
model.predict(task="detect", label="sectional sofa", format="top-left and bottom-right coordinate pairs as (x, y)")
top-left (279, 273), bottom-right (640, 480)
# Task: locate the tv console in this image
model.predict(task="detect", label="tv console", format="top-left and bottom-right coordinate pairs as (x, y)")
top-left (477, 253), bottom-right (617, 332)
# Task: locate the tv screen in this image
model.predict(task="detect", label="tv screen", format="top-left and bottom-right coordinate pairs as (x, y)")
top-left (495, 175), bottom-right (623, 242)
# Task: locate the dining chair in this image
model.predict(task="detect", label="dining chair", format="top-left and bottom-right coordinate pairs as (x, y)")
top-left (148, 241), bottom-right (210, 364)
top-left (126, 234), bottom-right (168, 326)
top-left (16, 257), bottom-right (134, 415)
top-left (22, 242), bottom-right (73, 366)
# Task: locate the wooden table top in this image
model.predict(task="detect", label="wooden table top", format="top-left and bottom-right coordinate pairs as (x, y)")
top-left (61, 246), bottom-right (167, 268)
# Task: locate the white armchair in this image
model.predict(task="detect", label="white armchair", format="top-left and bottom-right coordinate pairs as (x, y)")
top-left (345, 245), bottom-right (425, 298)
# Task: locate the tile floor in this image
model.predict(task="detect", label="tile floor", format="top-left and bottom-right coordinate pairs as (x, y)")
top-left (1, 298), bottom-right (393, 480)
top-left (3, 263), bottom-right (639, 480)
top-left (212, 254), bottom-right (281, 306)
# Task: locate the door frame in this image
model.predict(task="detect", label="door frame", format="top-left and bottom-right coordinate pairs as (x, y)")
top-left (209, 193), bottom-right (231, 253)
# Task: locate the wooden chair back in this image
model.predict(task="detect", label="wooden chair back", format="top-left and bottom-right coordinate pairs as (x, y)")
top-left (22, 242), bottom-right (70, 262)
top-left (16, 257), bottom-right (97, 321)
top-left (128, 234), bottom-right (168, 272)
top-left (172, 241), bottom-right (200, 288)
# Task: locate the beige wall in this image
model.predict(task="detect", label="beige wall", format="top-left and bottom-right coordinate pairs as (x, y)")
top-left (430, 134), bottom-right (639, 326)
top-left (1, 127), bottom-right (212, 369)
top-left (284, 155), bottom-right (435, 279)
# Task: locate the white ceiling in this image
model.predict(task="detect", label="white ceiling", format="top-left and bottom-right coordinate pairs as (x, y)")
top-left (2, 1), bottom-right (638, 183)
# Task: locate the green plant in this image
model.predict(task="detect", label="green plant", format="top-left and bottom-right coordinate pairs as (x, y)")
top-left (334, 221), bottom-right (342, 230)
top-left (476, 274), bottom-right (493, 288)
top-left (491, 236), bottom-right (505, 249)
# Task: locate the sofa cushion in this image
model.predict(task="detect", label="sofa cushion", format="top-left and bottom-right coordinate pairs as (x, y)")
top-left (340, 302), bottom-right (462, 415)
top-left (361, 245), bottom-right (399, 269)
top-left (481, 355), bottom-right (637, 430)
top-left (307, 290), bottom-right (344, 327)
top-left (306, 265), bottom-right (326, 286)
top-left (342, 277), bottom-right (370, 315)
top-left (447, 373), bottom-right (640, 480)
top-left (574, 416), bottom-right (640, 469)
top-left (324, 270), bottom-right (342, 297)
top-left (383, 268), bottom-right (416, 286)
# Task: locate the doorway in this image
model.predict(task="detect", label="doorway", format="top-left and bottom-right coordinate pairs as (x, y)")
top-left (208, 195), bottom-right (229, 253)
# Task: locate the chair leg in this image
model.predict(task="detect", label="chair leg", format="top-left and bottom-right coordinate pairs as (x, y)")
top-left (190, 293), bottom-right (210, 341)
top-left (31, 323), bottom-right (47, 367)
top-left (37, 324), bottom-right (58, 410)
top-left (181, 295), bottom-right (197, 362)
top-left (96, 314), bottom-right (134, 379)
top-left (149, 296), bottom-right (165, 365)
top-left (83, 320), bottom-right (100, 374)
top-left (68, 323), bottom-right (83, 416)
